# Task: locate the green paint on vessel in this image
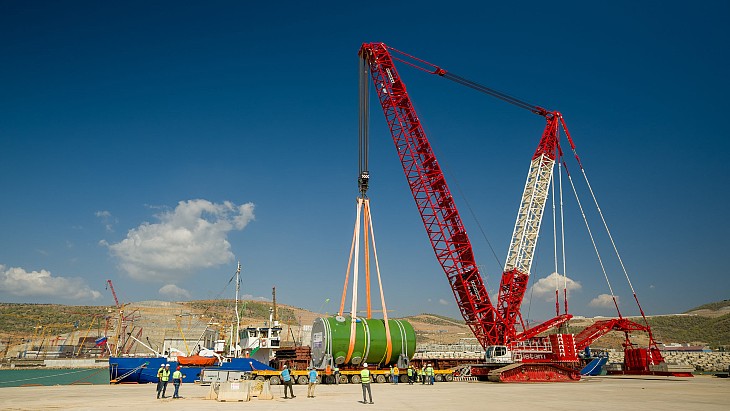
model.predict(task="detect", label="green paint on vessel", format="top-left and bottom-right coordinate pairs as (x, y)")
top-left (311, 316), bottom-right (416, 367)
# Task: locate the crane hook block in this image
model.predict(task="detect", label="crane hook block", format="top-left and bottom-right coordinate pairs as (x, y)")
top-left (358, 171), bottom-right (370, 194)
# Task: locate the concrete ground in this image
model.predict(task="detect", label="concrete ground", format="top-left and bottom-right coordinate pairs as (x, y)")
top-left (0, 375), bottom-right (727, 410)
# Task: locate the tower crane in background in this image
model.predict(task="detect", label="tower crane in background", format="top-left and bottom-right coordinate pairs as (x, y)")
top-left (358, 42), bottom-right (679, 381)
top-left (106, 279), bottom-right (120, 308)
top-left (105, 279), bottom-right (142, 356)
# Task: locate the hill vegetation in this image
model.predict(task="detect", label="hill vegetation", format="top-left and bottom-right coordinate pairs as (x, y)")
top-left (2, 299), bottom-right (729, 353)
top-left (686, 300), bottom-right (730, 313)
top-left (0, 303), bottom-right (109, 335)
top-left (182, 299), bottom-right (298, 324)
top-left (648, 314), bottom-right (730, 347)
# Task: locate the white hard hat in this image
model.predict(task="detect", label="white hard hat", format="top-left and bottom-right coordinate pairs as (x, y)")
top-left (165, 363), bottom-right (170, 367)
top-left (283, 365), bottom-right (287, 368)
top-left (362, 362), bottom-right (368, 367)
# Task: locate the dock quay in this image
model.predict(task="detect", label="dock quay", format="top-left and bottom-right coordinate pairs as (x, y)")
top-left (1, 375), bottom-right (727, 410)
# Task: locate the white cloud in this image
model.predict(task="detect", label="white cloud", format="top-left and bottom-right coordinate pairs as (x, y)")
top-left (241, 294), bottom-right (269, 301)
top-left (530, 272), bottom-right (582, 301)
top-left (159, 284), bottom-right (191, 300)
top-left (0, 265), bottom-right (102, 300)
top-left (95, 210), bottom-right (117, 232)
top-left (105, 199), bottom-right (255, 282)
top-left (589, 293), bottom-right (618, 308)
top-left (438, 298), bottom-right (449, 306)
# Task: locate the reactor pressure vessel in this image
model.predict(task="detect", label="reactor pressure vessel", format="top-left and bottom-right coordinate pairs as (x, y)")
top-left (310, 315), bottom-right (416, 368)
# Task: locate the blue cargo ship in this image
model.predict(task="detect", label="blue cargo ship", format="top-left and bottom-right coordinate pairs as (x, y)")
top-left (108, 356), bottom-right (273, 384)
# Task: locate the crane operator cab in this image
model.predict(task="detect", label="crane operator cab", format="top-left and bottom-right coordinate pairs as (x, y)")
top-left (484, 345), bottom-right (514, 365)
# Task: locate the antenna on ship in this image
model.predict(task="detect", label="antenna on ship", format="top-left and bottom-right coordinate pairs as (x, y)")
top-left (272, 286), bottom-right (278, 323)
top-left (234, 261), bottom-right (242, 357)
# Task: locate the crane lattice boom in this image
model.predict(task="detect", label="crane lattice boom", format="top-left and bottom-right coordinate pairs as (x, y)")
top-left (359, 42), bottom-right (500, 347)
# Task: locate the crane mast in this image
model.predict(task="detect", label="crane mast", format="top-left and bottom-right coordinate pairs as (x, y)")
top-left (498, 114), bottom-right (563, 342)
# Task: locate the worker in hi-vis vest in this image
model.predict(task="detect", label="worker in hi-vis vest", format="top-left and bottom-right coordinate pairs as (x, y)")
top-left (172, 366), bottom-right (183, 399)
top-left (426, 363), bottom-right (435, 385)
top-left (360, 363), bottom-right (373, 404)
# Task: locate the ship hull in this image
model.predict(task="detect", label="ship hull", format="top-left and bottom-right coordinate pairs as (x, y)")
top-left (108, 356), bottom-right (273, 384)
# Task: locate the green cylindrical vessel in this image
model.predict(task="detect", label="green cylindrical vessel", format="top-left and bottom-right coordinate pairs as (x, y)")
top-left (310, 316), bottom-right (416, 367)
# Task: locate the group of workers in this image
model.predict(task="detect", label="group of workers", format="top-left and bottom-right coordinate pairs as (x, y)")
top-left (155, 361), bottom-right (436, 403)
top-left (155, 363), bottom-right (184, 399)
top-left (360, 362), bottom-right (436, 403)
top-left (281, 362), bottom-right (438, 404)
top-left (280, 364), bottom-right (319, 399)
top-left (390, 364), bottom-right (436, 385)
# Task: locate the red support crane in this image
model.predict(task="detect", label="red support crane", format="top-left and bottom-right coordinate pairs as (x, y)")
top-left (106, 279), bottom-right (120, 308)
top-left (359, 42), bottom-right (675, 381)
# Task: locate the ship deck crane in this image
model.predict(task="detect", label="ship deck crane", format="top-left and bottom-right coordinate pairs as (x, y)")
top-left (359, 42), bottom-right (673, 381)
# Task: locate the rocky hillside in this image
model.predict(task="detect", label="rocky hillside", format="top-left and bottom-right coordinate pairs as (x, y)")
top-left (1, 299), bottom-right (728, 357)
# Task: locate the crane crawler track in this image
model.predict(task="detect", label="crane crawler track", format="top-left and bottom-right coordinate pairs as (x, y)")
top-left (487, 363), bottom-right (580, 383)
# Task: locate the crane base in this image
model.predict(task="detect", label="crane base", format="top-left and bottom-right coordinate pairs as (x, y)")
top-left (486, 363), bottom-right (581, 383)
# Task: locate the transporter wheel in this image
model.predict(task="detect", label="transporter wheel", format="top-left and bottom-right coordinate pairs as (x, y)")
top-left (375, 374), bottom-right (386, 383)
top-left (435, 374), bottom-right (443, 382)
top-left (350, 375), bottom-right (361, 384)
top-left (297, 376), bottom-right (308, 385)
top-left (445, 374), bottom-right (454, 382)
top-left (400, 375), bottom-right (409, 383)
top-left (339, 375), bottom-right (349, 384)
top-left (325, 375), bottom-right (336, 384)
top-left (269, 376), bottom-right (280, 385)
top-left (255, 376), bottom-right (266, 382)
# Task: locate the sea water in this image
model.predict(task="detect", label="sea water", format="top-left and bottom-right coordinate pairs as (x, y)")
top-left (0, 368), bottom-right (109, 387)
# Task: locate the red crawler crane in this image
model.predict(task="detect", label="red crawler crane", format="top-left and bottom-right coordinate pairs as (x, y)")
top-left (359, 42), bottom-right (676, 381)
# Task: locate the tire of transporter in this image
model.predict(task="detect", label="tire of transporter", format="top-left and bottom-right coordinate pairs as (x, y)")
top-left (339, 375), bottom-right (349, 384)
top-left (444, 374), bottom-right (454, 382)
top-left (255, 376), bottom-right (266, 382)
top-left (399, 375), bottom-right (409, 383)
top-left (297, 376), bottom-right (308, 385)
top-left (435, 374), bottom-right (443, 382)
top-left (325, 375), bottom-right (336, 384)
top-left (375, 374), bottom-right (386, 383)
top-left (268, 376), bottom-right (281, 385)
top-left (350, 375), bottom-right (361, 384)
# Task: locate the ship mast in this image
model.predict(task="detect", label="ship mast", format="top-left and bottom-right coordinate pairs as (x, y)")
top-left (272, 286), bottom-right (278, 323)
top-left (234, 261), bottom-right (241, 356)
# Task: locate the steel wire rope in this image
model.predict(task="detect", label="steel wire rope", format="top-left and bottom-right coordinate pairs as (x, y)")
top-left (0, 368), bottom-right (97, 386)
top-left (562, 162), bottom-right (622, 317)
top-left (441, 72), bottom-right (547, 116)
top-left (411, 99), bottom-right (502, 293)
top-left (551, 146), bottom-right (560, 317)
top-left (71, 366), bottom-right (108, 384)
top-left (359, 56), bottom-right (370, 196)
top-left (558, 153), bottom-right (569, 315)
top-left (566, 143), bottom-right (652, 328)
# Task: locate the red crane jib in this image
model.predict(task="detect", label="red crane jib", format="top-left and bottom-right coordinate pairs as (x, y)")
top-left (360, 42), bottom-right (501, 347)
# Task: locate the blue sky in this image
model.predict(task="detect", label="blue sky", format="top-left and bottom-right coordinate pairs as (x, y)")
top-left (1, 1), bottom-right (728, 322)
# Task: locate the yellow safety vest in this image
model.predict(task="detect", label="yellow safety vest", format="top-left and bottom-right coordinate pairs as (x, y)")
top-left (161, 369), bottom-right (171, 382)
top-left (172, 370), bottom-right (182, 381)
top-left (426, 366), bottom-right (434, 376)
top-left (360, 368), bottom-right (371, 384)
